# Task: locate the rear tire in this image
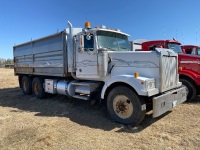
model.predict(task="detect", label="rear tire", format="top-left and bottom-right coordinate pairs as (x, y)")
top-left (180, 79), bottom-right (196, 101)
top-left (32, 77), bottom-right (45, 99)
top-left (21, 76), bottom-right (32, 95)
top-left (107, 86), bottom-right (146, 126)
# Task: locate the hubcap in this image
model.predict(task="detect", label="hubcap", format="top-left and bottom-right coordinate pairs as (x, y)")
top-left (113, 95), bottom-right (133, 119)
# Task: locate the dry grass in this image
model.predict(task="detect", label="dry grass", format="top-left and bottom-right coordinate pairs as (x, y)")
top-left (0, 68), bottom-right (200, 150)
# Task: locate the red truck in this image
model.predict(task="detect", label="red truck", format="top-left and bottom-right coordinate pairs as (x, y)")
top-left (130, 39), bottom-right (200, 101)
top-left (181, 45), bottom-right (200, 55)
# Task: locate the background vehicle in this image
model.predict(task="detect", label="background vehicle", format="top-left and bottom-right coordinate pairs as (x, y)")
top-left (131, 39), bottom-right (182, 53)
top-left (181, 45), bottom-right (200, 55)
top-left (13, 22), bottom-right (186, 126)
top-left (130, 39), bottom-right (200, 101)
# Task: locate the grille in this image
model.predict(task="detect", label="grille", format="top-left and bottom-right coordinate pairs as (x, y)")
top-left (160, 56), bottom-right (177, 92)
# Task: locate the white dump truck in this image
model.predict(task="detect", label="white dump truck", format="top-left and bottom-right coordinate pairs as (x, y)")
top-left (13, 21), bottom-right (186, 125)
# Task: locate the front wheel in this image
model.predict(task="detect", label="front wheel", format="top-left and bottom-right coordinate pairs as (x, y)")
top-left (180, 79), bottom-right (196, 101)
top-left (107, 86), bottom-right (146, 126)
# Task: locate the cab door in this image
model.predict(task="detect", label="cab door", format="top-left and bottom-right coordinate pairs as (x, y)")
top-left (75, 34), bottom-right (99, 79)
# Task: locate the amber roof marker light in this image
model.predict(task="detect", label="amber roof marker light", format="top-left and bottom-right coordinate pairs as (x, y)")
top-left (84, 22), bottom-right (91, 29)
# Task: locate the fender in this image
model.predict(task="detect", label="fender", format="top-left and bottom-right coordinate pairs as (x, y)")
top-left (179, 69), bottom-right (200, 85)
top-left (101, 75), bottom-right (159, 99)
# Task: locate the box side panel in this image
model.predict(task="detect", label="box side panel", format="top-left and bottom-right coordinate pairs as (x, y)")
top-left (14, 32), bottom-right (68, 77)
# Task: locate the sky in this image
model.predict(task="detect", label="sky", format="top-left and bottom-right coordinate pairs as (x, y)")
top-left (0, 0), bottom-right (200, 59)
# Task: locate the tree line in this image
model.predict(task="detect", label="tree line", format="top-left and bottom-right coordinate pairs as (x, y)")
top-left (0, 59), bottom-right (14, 65)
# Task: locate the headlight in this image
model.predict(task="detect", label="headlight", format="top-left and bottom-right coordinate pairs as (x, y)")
top-left (146, 79), bottom-right (155, 90)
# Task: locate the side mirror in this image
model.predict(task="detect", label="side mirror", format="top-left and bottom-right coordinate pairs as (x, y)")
top-left (86, 34), bottom-right (91, 40)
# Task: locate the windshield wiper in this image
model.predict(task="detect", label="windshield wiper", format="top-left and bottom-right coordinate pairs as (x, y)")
top-left (120, 47), bottom-right (130, 51)
top-left (105, 47), bottom-right (116, 51)
top-left (120, 47), bottom-right (128, 49)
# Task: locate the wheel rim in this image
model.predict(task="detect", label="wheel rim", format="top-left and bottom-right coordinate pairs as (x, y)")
top-left (113, 95), bottom-right (133, 119)
top-left (22, 80), bottom-right (27, 92)
top-left (34, 82), bottom-right (39, 95)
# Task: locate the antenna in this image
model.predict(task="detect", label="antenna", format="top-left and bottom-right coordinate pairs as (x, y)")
top-left (196, 26), bottom-right (197, 45)
top-left (162, 26), bottom-right (166, 39)
top-left (162, 26), bottom-right (166, 47)
top-left (182, 33), bottom-right (184, 45)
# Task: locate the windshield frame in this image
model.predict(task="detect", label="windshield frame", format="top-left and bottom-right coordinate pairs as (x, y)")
top-left (96, 30), bottom-right (130, 51)
top-left (168, 43), bottom-right (183, 54)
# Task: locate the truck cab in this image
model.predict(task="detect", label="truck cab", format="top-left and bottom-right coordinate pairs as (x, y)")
top-left (73, 24), bottom-right (131, 80)
top-left (181, 45), bottom-right (200, 55)
top-left (130, 39), bottom-right (200, 101)
top-left (131, 39), bottom-right (182, 53)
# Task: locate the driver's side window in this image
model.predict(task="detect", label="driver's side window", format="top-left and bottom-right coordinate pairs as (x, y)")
top-left (84, 34), bottom-right (94, 50)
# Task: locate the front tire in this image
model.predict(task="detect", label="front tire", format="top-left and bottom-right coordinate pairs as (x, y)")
top-left (180, 79), bottom-right (196, 101)
top-left (107, 86), bottom-right (146, 126)
top-left (32, 77), bottom-right (45, 99)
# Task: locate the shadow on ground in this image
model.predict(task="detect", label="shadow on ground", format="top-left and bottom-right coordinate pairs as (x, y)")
top-left (0, 87), bottom-right (199, 133)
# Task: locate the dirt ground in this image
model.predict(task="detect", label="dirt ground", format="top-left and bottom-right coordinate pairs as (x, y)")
top-left (0, 68), bottom-right (200, 150)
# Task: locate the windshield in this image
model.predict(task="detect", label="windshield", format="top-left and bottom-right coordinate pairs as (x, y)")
top-left (97, 30), bottom-right (130, 51)
top-left (168, 43), bottom-right (183, 53)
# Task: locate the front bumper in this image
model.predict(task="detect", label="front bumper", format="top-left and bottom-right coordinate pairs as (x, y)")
top-left (152, 86), bottom-right (187, 118)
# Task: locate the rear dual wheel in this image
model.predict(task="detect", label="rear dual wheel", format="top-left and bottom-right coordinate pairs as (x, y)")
top-left (32, 77), bottom-right (45, 99)
top-left (21, 76), bottom-right (32, 95)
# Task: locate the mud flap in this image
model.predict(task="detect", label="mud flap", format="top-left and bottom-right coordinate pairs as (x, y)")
top-left (153, 86), bottom-right (186, 118)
